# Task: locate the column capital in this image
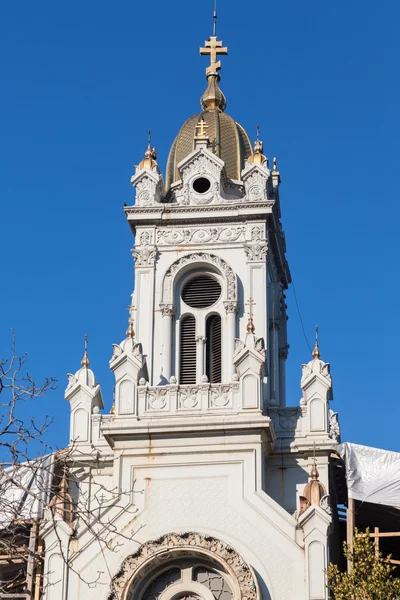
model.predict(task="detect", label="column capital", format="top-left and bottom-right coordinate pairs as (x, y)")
top-left (160, 304), bottom-right (175, 318)
top-left (224, 301), bottom-right (239, 314)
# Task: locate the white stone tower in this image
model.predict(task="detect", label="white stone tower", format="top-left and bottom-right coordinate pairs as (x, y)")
top-left (42, 24), bottom-right (341, 600)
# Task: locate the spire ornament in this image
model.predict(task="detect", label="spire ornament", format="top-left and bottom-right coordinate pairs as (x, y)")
top-left (312, 325), bottom-right (321, 360)
top-left (245, 298), bottom-right (256, 334)
top-left (138, 130), bottom-right (158, 170)
top-left (248, 125), bottom-right (267, 165)
top-left (81, 334), bottom-right (90, 368)
top-left (199, 23), bottom-right (228, 111)
top-left (126, 304), bottom-right (135, 339)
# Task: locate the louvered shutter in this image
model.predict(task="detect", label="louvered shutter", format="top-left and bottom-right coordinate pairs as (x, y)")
top-left (206, 314), bottom-right (222, 384)
top-left (180, 315), bottom-right (196, 385)
top-left (182, 275), bottom-right (221, 309)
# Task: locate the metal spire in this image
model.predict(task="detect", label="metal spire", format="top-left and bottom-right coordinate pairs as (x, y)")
top-left (213, 0), bottom-right (217, 36)
top-left (312, 325), bottom-right (321, 359)
top-left (81, 333), bottom-right (90, 368)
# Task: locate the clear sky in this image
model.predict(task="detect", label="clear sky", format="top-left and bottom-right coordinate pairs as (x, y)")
top-left (0, 0), bottom-right (398, 454)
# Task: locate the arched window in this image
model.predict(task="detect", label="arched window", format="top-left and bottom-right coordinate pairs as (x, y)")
top-left (180, 315), bottom-right (196, 385)
top-left (206, 315), bottom-right (221, 383)
top-left (177, 271), bottom-right (224, 385)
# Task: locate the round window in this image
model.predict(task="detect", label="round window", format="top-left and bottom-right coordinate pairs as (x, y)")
top-left (192, 177), bottom-right (211, 194)
top-left (181, 275), bottom-right (221, 309)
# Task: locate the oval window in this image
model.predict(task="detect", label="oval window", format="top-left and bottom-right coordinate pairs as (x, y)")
top-left (192, 177), bottom-right (211, 194)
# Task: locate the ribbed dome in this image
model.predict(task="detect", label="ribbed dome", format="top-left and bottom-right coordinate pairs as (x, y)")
top-left (166, 109), bottom-right (252, 190)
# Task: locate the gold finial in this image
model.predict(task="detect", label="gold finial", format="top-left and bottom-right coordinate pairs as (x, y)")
top-left (195, 117), bottom-right (209, 139)
top-left (126, 304), bottom-right (135, 339)
top-left (200, 31), bottom-right (228, 111)
top-left (81, 333), bottom-right (90, 368)
top-left (139, 130), bottom-right (158, 169)
top-left (312, 325), bottom-right (320, 359)
top-left (273, 157), bottom-right (278, 172)
top-left (246, 298), bottom-right (256, 334)
top-left (248, 125), bottom-right (267, 165)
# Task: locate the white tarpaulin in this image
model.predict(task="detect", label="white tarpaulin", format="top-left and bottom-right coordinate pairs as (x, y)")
top-left (338, 442), bottom-right (400, 507)
top-left (0, 454), bottom-right (55, 528)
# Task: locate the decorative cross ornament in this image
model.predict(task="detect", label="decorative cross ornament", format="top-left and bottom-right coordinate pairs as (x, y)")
top-left (200, 36), bottom-right (228, 77)
top-left (195, 117), bottom-right (209, 138)
top-left (245, 298), bottom-right (256, 334)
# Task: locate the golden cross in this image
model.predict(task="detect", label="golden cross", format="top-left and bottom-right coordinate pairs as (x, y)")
top-left (245, 298), bottom-right (256, 334)
top-left (245, 298), bottom-right (256, 320)
top-left (200, 36), bottom-right (228, 77)
top-left (195, 117), bottom-right (209, 138)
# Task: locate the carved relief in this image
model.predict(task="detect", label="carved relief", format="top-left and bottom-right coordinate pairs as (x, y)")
top-left (132, 246), bottom-right (158, 267)
top-left (139, 231), bottom-right (151, 246)
top-left (223, 301), bottom-right (238, 314)
top-left (244, 243), bottom-right (268, 262)
top-left (107, 533), bottom-right (259, 600)
top-left (162, 253), bottom-right (237, 303)
top-left (146, 388), bottom-right (167, 411)
top-left (178, 387), bottom-right (200, 409)
top-left (160, 304), bottom-right (175, 318)
top-left (251, 226), bottom-right (263, 241)
top-left (157, 226), bottom-right (245, 245)
top-left (210, 385), bottom-right (232, 408)
top-left (244, 171), bottom-right (268, 202)
top-left (328, 409), bottom-right (340, 442)
top-left (269, 407), bottom-right (301, 430)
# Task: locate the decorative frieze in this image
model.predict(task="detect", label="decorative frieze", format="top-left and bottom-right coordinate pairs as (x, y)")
top-left (269, 407), bottom-right (301, 431)
top-left (157, 226), bottom-right (246, 245)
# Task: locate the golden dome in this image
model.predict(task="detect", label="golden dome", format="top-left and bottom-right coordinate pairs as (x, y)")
top-left (166, 110), bottom-right (252, 189)
top-left (165, 31), bottom-right (252, 190)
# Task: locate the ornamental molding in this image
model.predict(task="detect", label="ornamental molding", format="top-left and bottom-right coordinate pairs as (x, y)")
top-left (124, 200), bottom-right (275, 216)
top-left (132, 245), bottom-right (158, 267)
top-left (107, 532), bottom-right (260, 600)
top-left (243, 169), bottom-right (268, 202)
top-left (244, 242), bottom-right (268, 262)
top-left (157, 226), bottom-right (246, 245)
top-left (162, 252), bottom-right (237, 305)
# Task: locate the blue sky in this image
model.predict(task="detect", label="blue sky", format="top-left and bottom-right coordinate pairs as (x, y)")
top-left (0, 0), bottom-right (398, 454)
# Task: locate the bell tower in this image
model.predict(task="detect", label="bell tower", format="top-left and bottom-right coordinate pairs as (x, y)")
top-left (124, 29), bottom-right (290, 416)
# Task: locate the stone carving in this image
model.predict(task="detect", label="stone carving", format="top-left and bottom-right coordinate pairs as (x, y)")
top-left (255, 337), bottom-right (266, 357)
top-left (223, 301), bottom-right (238, 314)
top-left (157, 226), bottom-right (245, 245)
top-left (244, 242), bottom-right (268, 262)
top-left (182, 154), bottom-right (222, 183)
top-left (107, 532), bottom-right (259, 600)
top-left (147, 388), bottom-right (167, 411)
top-left (210, 385), bottom-right (232, 408)
top-left (162, 253), bottom-right (237, 303)
top-left (279, 345), bottom-right (289, 360)
top-left (234, 338), bottom-right (245, 354)
top-left (251, 226), bottom-right (263, 241)
top-left (133, 174), bottom-right (163, 207)
top-left (269, 407), bottom-right (301, 430)
top-left (139, 231), bottom-right (151, 246)
top-left (179, 387), bottom-right (200, 409)
top-left (160, 304), bottom-right (175, 318)
top-left (320, 495), bottom-right (332, 515)
top-left (301, 358), bottom-right (331, 382)
top-left (328, 409), bottom-right (340, 442)
top-left (132, 246), bottom-right (158, 267)
top-left (244, 171), bottom-right (268, 202)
